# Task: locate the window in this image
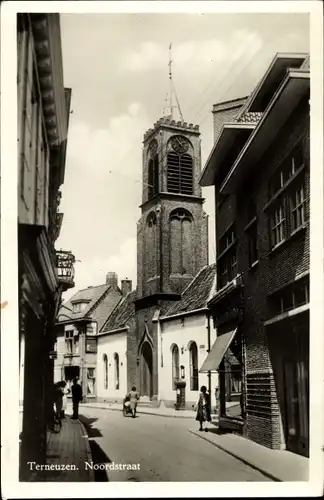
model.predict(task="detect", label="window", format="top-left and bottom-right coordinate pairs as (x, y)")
top-left (86, 322), bottom-right (97, 335)
top-left (65, 331), bottom-right (78, 355)
top-left (189, 342), bottom-right (198, 391)
top-left (85, 337), bottom-right (97, 353)
top-left (103, 354), bottom-right (108, 390)
top-left (148, 154), bottom-right (159, 199)
top-left (270, 276), bottom-right (309, 317)
top-left (219, 225), bottom-right (235, 254)
top-left (114, 353), bottom-right (120, 390)
top-left (171, 345), bottom-right (180, 390)
top-left (146, 212), bottom-right (157, 280)
top-left (218, 247), bottom-right (238, 289)
top-left (270, 202), bottom-right (285, 248)
top-left (269, 144), bottom-right (304, 198)
top-left (167, 152), bottom-right (193, 195)
top-left (170, 209), bottom-right (194, 275)
top-left (87, 368), bottom-right (95, 396)
top-left (72, 302), bottom-right (88, 314)
top-left (291, 182), bottom-right (306, 231)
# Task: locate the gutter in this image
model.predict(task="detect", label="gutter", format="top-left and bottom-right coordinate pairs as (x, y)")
top-left (97, 326), bottom-right (129, 336)
top-left (160, 307), bottom-right (208, 322)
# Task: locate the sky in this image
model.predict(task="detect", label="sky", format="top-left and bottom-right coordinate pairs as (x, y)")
top-left (57, 12), bottom-right (309, 301)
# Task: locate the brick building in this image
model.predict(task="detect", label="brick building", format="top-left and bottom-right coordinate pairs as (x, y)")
top-left (17, 14), bottom-right (74, 479)
top-left (200, 53), bottom-right (310, 457)
top-left (55, 272), bottom-right (122, 400)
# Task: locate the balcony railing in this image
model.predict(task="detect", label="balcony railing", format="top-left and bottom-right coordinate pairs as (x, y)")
top-left (56, 250), bottom-right (75, 291)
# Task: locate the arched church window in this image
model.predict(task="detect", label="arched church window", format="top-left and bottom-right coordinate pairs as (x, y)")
top-left (169, 209), bottom-right (194, 275)
top-left (189, 341), bottom-right (198, 391)
top-left (147, 211), bottom-right (157, 227)
top-left (145, 211), bottom-right (157, 280)
top-left (167, 142), bottom-right (193, 195)
top-left (148, 139), bottom-right (159, 199)
top-left (114, 353), bottom-right (119, 390)
top-left (103, 354), bottom-right (108, 389)
top-left (171, 344), bottom-right (180, 390)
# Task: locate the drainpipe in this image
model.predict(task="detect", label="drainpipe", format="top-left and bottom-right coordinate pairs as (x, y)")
top-left (206, 311), bottom-right (212, 414)
top-left (158, 204), bottom-right (163, 293)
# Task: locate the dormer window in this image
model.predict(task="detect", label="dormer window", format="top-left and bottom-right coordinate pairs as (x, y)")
top-left (72, 301), bottom-right (88, 314)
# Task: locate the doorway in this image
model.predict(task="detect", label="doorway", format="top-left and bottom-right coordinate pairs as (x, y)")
top-left (283, 327), bottom-right (309, 457)
top-left (140, 341), bottom-right (153, 398)
top-left (64, 366), bottom-right (80, 391)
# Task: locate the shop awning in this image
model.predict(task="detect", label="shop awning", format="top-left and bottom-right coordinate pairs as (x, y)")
top-left (199, 328), bottom-right (237, 373)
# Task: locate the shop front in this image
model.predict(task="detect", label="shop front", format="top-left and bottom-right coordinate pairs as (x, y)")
top-left (200, 278), bottom-right (245, 433)
top-left (266, 309), bottom-right (309, 457)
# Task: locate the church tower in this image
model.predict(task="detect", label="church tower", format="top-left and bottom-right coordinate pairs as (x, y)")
top-left (129, 45), bottom-right (208, 401)
top-left (136, 117), bottom-right (208, 302)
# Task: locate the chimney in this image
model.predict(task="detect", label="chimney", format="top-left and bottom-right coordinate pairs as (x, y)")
top-left (106, 272), bottom-right (118, 288)
top-left (121, 278), bottom-right (132, 296)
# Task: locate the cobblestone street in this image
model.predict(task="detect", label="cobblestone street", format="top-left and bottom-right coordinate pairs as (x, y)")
top-left (78, 406), bottom-right (271, 482)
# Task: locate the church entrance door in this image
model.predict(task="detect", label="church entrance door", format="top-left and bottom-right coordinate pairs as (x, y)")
top-left (140, 341), bottom-right (153, 399)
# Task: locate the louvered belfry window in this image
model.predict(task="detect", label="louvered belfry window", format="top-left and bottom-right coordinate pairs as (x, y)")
top-left (167, 152), bottom-right (193, 195)
top-left (148, 154), bottom-right (159, 199)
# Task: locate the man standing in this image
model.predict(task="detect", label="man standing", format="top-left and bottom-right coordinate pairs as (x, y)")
top-left (71, 378), bottom-right (83, 419)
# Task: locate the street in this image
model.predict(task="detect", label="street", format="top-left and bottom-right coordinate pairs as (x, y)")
top-left (78, 407), bottom-right (271, 482)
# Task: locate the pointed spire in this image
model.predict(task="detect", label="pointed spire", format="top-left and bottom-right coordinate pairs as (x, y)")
top-left (162, 43), bottom-right (184, 122)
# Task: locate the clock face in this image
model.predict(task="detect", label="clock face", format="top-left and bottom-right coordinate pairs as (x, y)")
top-left (171, 135), bottom-right (189, 154)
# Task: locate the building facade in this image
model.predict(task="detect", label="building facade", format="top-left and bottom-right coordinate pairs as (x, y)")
top-left (200, 53), bottom-right (310, 457)
top-left (18, 14), bottom-right (74, 480)
top-left (97, 266), bottom-right (218, 409)
top-left (55, 272), bottom-right (122, 401)
top-left (158, 264), bottom-right (218, 410)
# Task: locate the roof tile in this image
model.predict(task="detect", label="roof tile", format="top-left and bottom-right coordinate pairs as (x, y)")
top-left (162, 264), bottom-right (216, 318)
top-left (57, 284), bottom-right (110, 323)
top-left (101, 290), bottom-right (136, 332)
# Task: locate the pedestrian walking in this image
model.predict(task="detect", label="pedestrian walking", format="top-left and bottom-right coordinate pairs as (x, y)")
top-left (61, 382), bottom-right (71, 418)
top-left (195, 385), bottom-right (211, 432)
top-left (127, 386), bottom-right (139, 418)
top-left (214, 386), bottom-right (219, 415)
top-left (53, 381), bottom-right (65, 428)
top-left (71, 378), bottom-right (83, 419)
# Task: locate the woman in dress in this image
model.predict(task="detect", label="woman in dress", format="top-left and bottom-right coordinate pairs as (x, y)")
top-left (195, 385), bottom-right (211, 432)
top-left (61, 381), bottom-right (70, 418)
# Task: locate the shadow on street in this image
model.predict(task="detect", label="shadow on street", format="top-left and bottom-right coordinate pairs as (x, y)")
top-left (79, 414), bottom-right (111, 482)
